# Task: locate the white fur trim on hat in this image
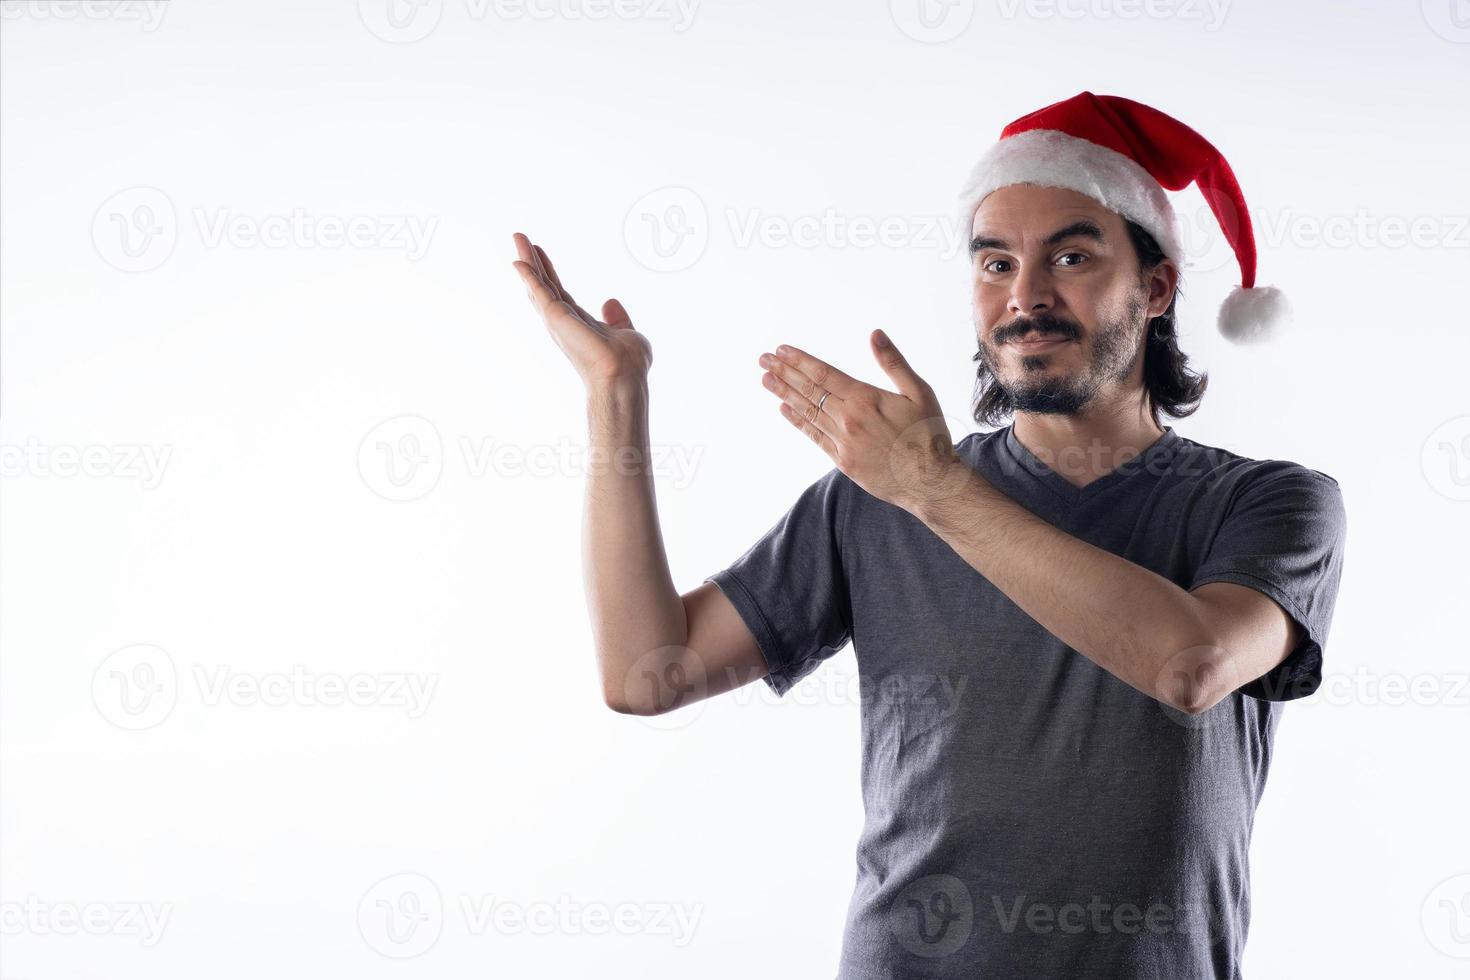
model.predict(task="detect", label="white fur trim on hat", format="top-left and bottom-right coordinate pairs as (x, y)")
top-left (956, 128), bottom-right (1183, 263)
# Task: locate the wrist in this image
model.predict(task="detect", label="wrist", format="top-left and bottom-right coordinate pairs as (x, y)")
top-left (585, 375), bottom-right (649, 439)
top-left (587, 374), bottom-right (648, 408)
top-left (904, 450), bottom-right (976, 524)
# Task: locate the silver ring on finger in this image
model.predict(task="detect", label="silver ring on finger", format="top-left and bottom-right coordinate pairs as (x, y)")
top-left (816, 389), bottom-right (831, 413)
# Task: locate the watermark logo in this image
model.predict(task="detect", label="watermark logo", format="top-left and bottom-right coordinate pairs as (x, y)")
top-left (1422, 873), bottom-right (1470, 958)
top-left (885, 413), bottom-right (979, 512)
top-left (891, 874), bottom-right (974, 957)
top-left (91, 644), bottom-right (178, 731)
top-left (1422, 0), bottom-right (1470, 43)
top-left (1154, 643), bottom-right (1242, 731)
top-left (889, 0), bottom-right (973, 42)
top-left (359, 0), bottom-right (446, 43)
top-left (620, 645), bottom-right (709, 729)
top-left (92, 186), bottom-right (177, 273)
top-left (1422, 415), bottom-right (1470, 502)
top-left (624, 186), bottom-right (708, 273)
top-left (358, 415), bottom-right (445, 502)
top-left (359, 873), bottom-right (444, 958)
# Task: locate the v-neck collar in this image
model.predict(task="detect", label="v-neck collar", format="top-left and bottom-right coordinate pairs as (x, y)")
top-left (1000, 422), bottom-right (1180, 504)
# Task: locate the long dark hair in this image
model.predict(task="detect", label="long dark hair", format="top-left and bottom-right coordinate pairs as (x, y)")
top-left (970, 219), bottom-right (1208, 428)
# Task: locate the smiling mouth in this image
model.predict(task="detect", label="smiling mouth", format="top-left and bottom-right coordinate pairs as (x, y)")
top-left (1009, 335), bottom-right (1072, 351)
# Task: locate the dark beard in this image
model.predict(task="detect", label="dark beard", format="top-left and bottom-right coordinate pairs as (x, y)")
top-left (977, 293), bottom-right (1145, 417)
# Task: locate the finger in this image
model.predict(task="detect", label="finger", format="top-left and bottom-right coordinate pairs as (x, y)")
top-left (529, 241), bottom-right (602, 325)
top-left (763, 365), bottom-right (837, 439)
top-left (771, 344), bottom-right (864, 400)
top-left (526, 237), bottom-right (553, 286)
top-left (778, 401), bottom-right (839, 459)
top-left (871, 329), bottom-right (934, 402)
top-left (533, 243), bottom-right (576, 304)
top-left (512, 231), bottom-right (537, 267)
top-left (512, 237), bottom-right (598, 327)
top-left (513, 233), bottom-right (556, 294)
top-left (512, 259), bottom-right (561, 317)
top-left (513, 233), bottom-right (551, 291)
top-left (602, 297), bottom-right (633, 329)
top-left (761, 354), bottom-right (840, 418)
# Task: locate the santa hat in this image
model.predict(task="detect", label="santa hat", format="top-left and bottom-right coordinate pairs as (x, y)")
top-left (957, 91), bottom-right (1289, 344)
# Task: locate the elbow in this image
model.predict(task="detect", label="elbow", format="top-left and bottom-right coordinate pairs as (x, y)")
top-left (1153, 632), bottom-right (1235, 716)
top-left (601, 681), bottom-right (648, 715)
top-left (600, 666), bottom-right (659, 716)
top-left (603, 692), bottom-right (655, 716)
top-left (599, 641), bottom-right (688, 716)
top-left (1161, 683), bottom-right (1226, 716)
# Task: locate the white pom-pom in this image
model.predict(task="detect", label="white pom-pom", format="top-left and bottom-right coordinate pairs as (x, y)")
top-left (1217, 284), bottom-right (1291, 344)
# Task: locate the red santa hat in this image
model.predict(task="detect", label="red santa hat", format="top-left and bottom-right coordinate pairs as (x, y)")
top-left (957, 91), bottom-right (1289, 344)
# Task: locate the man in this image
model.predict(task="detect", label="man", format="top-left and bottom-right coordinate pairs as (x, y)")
top-left (511, 92), bottom-right (1347, 979)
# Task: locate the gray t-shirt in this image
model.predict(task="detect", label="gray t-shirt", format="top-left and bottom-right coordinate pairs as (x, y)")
top-left (705, 423), bottom-right (1347, 980)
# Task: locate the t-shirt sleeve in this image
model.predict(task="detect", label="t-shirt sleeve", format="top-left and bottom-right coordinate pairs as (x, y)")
top-left (703, 466), bottom-right (855, 698)
top-left (1188, 463), bottom-right (1348, 702)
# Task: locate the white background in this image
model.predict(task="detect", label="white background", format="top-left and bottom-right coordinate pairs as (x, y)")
top-left (2, 0), bottom-right (1467, 976)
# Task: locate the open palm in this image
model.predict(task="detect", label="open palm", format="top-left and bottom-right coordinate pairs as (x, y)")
top-left (512, 232), bottom-right (652, 387)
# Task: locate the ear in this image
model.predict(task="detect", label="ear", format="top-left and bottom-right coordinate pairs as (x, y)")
top-left (1145, 258), bottom-right (1180, 320)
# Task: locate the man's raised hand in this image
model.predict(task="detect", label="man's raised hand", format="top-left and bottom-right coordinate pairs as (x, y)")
top-left (512, 232), bottom-right (653, 388)
top-left (757, 329), bottom-right (970, 514)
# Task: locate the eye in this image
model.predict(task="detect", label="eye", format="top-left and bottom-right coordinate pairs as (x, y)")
top-left (1056, 252), bottom-right (1088, 267)
top-left (982, 258), bottom-right (1013, 274)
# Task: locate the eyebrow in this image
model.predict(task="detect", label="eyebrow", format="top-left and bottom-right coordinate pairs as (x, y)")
top-left (969, 219), bottom-right (1107, 256)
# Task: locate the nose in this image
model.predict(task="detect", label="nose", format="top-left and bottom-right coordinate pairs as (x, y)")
top-left (1007, 263), bottom-right (1054, 318)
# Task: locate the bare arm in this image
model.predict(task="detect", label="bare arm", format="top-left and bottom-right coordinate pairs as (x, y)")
top-left (512, 233), bottom-right (768, 714)
top-left (910, 462), bottom-right (1301, 715)
top-left (757, 341), bottom-right (1303, 717)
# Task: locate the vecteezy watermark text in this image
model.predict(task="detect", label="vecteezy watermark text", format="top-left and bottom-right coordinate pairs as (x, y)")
top-left (358, 0), bottom-right (700, 44)
top-left (357, 415), bottom-right (706, 502)
top-left (624, 186), bottom-right (978, 272)
top-left (356, 872), bottom-right (703, 958)
top-left (0, 896), bottom-right (173, 946)
top-left (0, 1), bottom-right (169, 30)
top-left (1, 438), bottom-right (172, 489)
top-left (93, 187), bottom-right (438, 272)
top-left (91, 644), bottom-right (440, 730)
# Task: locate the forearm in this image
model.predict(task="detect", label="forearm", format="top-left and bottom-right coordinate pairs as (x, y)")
top-left (910, 460), bottom-right (1215, 708)
top-left (582, 377), bottom-right (687, 711)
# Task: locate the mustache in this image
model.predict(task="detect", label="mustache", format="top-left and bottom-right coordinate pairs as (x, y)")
top-left (994, 314), bottom-right (1081, 345)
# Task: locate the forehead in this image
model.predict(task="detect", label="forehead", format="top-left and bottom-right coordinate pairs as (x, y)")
top-left (970, 183), bottom-right (1122, 242)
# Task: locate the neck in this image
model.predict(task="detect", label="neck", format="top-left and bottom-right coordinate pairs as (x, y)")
top-left (1011, 391), bottom-right (1166, 489)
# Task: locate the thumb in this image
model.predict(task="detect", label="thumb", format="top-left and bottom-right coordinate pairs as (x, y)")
top-left (602, 297), bottom-right (633, 329)
top-left (871, 329), bottom-right (932, 401)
